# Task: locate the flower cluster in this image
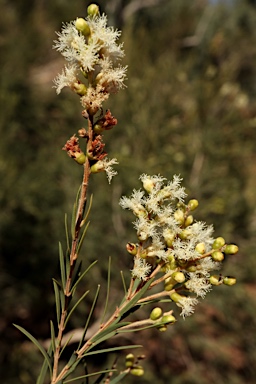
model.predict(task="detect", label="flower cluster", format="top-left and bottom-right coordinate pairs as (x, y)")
top-left (54, 4), bottom-right (127, 183)
top-left (53, 4), bottom-right (127, 113)
top-left (120, 174), bottom-right (238, 317)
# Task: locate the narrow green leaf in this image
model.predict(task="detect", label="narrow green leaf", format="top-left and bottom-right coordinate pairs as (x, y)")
top-left (71, 260), bottom-right (97, 294)
top-left (70, 184), bottom-right (82, 239)
top-left (90, 322), bottom-right (129, 344)
top-left (120, 271), bottom-right (127, 294)
top-left (117, 324), bottom-right (157, 333)
top-left (100, 256), bottom-right (111, 324)
top-left (81, 194), bottom-right (93, 226)
top-left (64, 369), bottom-right (115, 383)
top-left (13, 324), bottom-right (52, 377)
top-left (77, 221), bottom-right (90, 254)
top-left (64, 290), bottom-right (90, 327)
top-left (71, 201), bottom-right (77, 240)
top-left (64, 213), bottom-right (70, 254)
top-left (71, 261), bottom-right (82, 296)
top-left (119, 278), bottom-right (154, 317)
top-left (82, 344), bottom-right (142, 357)
top-left (36, 358), bottom-right (49, 384)
top-left (59, 242), bottom-right (66, 289)
top-left (60, 333), bottom-right (75, 358)
top-left (108, 370), bottom-right (129, 384)
top-left (77, 285), bottom-right (100, 350)
top-left (53, 279), bottom-right (61, 323)
top-left (36, 344), bottom-right (53, 384)
top-left (50, 320), bottom-right (56, 352)
top-left (36, 343), bottom-right (53, 384)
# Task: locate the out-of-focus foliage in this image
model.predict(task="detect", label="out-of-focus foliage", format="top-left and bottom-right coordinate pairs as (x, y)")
top-left (1, 0), bottom-right (256, 383)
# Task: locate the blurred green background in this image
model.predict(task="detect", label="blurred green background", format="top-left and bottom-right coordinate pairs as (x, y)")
top-left (1, 0), bottom-right (256, 383)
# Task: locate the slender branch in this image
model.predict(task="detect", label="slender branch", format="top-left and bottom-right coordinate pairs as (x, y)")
top-left (137, 289), bottom-right (174, 304)
top-left (51, 116), bottom-right (93, 384)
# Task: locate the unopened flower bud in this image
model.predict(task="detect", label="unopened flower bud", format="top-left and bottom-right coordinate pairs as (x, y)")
top-left (172, 271), bottom-right (185, 283)
top-left (170, 292), bottom-right (183, 303)
top-left (179, 229), bottom-right (190, 240)
top-left (167, 254), bottom-right (177, 269)
top-left (174, 209), bottom-right (185, 225)
top-left (212, 237), bottom-right (225, 250)
top-left (165, 283), bottom-right (174, 291)
top-left (87, 4), bottom-right (100, 17)
top-left (126, 243), bottom-right (137, 256)
top-left (223, 276), bottom-right (237, 286)
top-left (224, 244), bottom-right (239, 255)
top-left (140, 177), bottom-right (154, 193)
top-left (130, 366), bottom-right (144, 376)
top-left (188, 199), bottom-right (199, 211)
top-left (186, 265), bottom-right (197, 272)
top-left (164, 277), bottom-right (175, 291)
top-left (210, 275), bottom-right (223, 286)
top-left (150, 307), bottom-right (163, 321)
top-left (75, 18), bottom-right (90, 36)
top-left (163, 229), bottom-right (176, 247)
top-left (125, 353), bottom-right (135, 368)
top-left (195, 242), bottom-right (206, 254)
top-left (161, 314), bottom-right (176, 324)
top-left (185, 215), bottom-right (193, 227)
top-left (211, 251), bottom-right (224, 262)
top-left (157, 325), bottom-right (167, 332)
top-left (73, 82), bottom-right (87, 96)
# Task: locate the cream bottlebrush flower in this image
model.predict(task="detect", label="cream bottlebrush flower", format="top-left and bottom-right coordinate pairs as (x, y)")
top-left (185, 273), bottom-right (212, 298)
top-left (177, 296), bottom-right (199, 318)
top-left (119, 189), bottom-right (146, 216)
top-left (140, 174), bottom-right (167, 193)
top-left (53, 13), bottom-right (127, 99)
top-left (96, 58), bottom-right (127, 93)
top-left (172, 237), bottom-right (201, 261)
top-left (53, 64), bottom-right (78, 94)
top-left (133, 216), bottom-right (158, 241)
top-left (184, 221), bottom-right (214, 248)
top-left (53, 21), bottom-right (99, 71)
top-left (88, 14), bottom-right (124, 61)
top-left (132, 257), bottom-right (151, 281)
top-left (91, 158), bottom-right (119, 184)
top-left (80, 84), bottom-right (110, 115)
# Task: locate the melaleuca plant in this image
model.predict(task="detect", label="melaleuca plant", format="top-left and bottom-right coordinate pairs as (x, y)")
top-left (14, 4), bottom-right (238, 384)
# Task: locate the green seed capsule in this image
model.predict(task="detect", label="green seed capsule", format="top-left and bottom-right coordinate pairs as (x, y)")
top-left (126, 243), bottom-right (137, 256)
top-left (75, 153), bottom-right (86, 165)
